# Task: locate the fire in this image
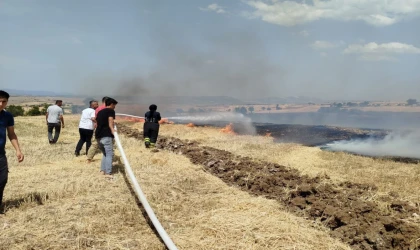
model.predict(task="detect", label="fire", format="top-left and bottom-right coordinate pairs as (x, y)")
top-left (265, 132), bottom-right (272, 137)
top-left (220, 123), bottom-right (236, 134)
top-left (159, 118), bottom-right (174, 124)
top-left (186, 123), bottom-right (195, 127)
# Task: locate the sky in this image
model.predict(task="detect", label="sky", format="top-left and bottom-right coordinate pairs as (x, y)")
top-left (0, 0), bottom-right (420, 101)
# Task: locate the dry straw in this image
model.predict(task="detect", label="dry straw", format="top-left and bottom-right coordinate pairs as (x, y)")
top-left (1, 115), bottom-right (355, 249)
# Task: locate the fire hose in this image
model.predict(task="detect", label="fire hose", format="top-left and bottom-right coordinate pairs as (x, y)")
top-left (113, 123), bottom-right (178, 250)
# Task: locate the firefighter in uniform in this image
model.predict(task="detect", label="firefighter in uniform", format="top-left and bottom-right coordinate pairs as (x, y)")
top-left (143, 104), bottom-right (161, 148)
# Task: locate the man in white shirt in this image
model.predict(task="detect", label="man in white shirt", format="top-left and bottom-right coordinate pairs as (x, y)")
top-left (75, 100), bottom-right (98, 156)
top-left (46, 100), bottom-right (65, 144)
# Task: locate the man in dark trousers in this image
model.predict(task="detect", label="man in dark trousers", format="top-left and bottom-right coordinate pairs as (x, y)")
top-left (95, 98), bottom-right (118, 179)
top-left (143, 104), bottom-right (161, 148)
top-left (86, 96), bottom-right (109, 163)
top-left (75, 100), bottom-right (98, 156)
top-left (46, 100), bottom-right (65, 144)
top-left (0, 90), bottom-right (24, 213)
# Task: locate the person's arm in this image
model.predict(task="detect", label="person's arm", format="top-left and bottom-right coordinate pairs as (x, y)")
top-left (59, 108), bottom-right (64, 128)
top-left (90, 110), bottom-right (96, 123)
top-left (91, 116), bottom-right (97, 128)
top-left (45, 112), bottom-right (49, 124)
top-left (108, 116), bottom-right (115, 135)
top-left (60, 115), bottom-right (64, 128)
top-left (7, 126), bottom-right (24, 162)
top-left (157, 112), bottom-right (161, 121)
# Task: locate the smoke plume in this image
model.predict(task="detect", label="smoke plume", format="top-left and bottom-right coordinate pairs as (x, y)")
top-left (167, 112), bottom-right (256, 135)
top-left (323, 130), bottom-right (420, 158)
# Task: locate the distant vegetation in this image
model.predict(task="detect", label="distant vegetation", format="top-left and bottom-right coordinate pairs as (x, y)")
top-left (6, 103), bottom-right (57, 117)
top-left (406, 99), bottom-right (418, 106)
top-left (6, 105), bottom-right (25, 117)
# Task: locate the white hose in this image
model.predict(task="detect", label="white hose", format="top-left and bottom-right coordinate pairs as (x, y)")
top-left (116, 113), bottom-right (144, 119)
top-left (113, 124), bottom-right (178, 250)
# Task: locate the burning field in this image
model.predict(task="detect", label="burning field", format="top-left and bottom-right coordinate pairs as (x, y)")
top-left (116, 122), bottom-right (420, 250)
top-left (2, 115), bottom-right (420, 249)
top-left (116, 114), bottom-right (420, 162)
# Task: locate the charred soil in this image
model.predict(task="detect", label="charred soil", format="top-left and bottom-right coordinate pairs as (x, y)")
top-left (117, 123), bottom-right (420, 250)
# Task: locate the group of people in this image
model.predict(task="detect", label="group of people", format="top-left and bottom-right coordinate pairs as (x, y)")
top-left (0, 89), bottom-right (162, 212)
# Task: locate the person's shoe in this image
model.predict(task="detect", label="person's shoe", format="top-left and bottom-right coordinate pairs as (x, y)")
top-left (49, 139), bottom-right (54, 144)
top-left (145, 141), bottom-right (150, 148)
top-left (75, 151), bottom-right (80, 157)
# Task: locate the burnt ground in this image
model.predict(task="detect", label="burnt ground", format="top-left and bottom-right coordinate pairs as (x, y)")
top-left (182, 122), bottom-right (420, 164)
top-left (252, 123), bottom-right (388, 146)
top-left (117, 123), bottom-right (420, 250)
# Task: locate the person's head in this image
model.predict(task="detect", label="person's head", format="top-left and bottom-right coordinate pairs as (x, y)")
top-left (102, 96), bottom-right (110, 104)
top-left (149, 104), bottom-right (157, 111)
top-left (0, 90), bottom-right (10, 110)
top-left (56, 100), bottom-right (63, 107)
top-left (89, 100), bottom-right (99, 109)
top-left (105, 98), bottom-right (118, 109)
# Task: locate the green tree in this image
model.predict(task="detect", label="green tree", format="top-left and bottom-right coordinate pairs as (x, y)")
top-left (261, 107), bottom-right (266, 111)
top-left (359, 101), bottom-right (370, 107)
top-left (6, 105), bottom-right (25, 117)
top-left (248, 106), bottom-right (254, 113)
top-left (406, 99), bottom-right (418, 106)
top-left (26, 106), bottom-right (42, 116)
top-left (275, 104), bottom-right (281, 110)
top-left (39, 103), bottom-right (49, 115)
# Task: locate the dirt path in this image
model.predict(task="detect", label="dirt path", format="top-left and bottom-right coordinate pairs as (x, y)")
top-left (117, 123), bottom-right (420, 250)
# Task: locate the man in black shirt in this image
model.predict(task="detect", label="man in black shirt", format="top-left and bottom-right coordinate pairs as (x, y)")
top-left (95, 98), bottom-right (118, 179)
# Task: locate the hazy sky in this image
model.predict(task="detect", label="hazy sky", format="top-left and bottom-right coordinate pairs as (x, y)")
top-left (1, 0), bottom-right (419, 100)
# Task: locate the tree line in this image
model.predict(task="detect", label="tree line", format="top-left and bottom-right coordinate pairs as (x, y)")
top-left (5, 103), bottom-right (51, 117)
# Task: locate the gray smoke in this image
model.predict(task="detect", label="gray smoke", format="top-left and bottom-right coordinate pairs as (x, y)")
top-left (323, 130), bottom-right (420, 158)
top-left (167, 112), bottom-right (256, 135)
top-left (116, 112), bottom-right (257, 135)
top-left (74, 5), bottom-right (287, 100)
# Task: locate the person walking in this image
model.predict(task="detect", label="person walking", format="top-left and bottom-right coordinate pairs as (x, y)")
top-left (75, 100), bottom-right (98, 156)
top-left (143, 104), bottom-right (161, 148)
top-left (0, 90), bottom-right (24, 213)
top-left (46, 100), bottom-right (64, 144)
top-left (86, 96), bottom-right (109, 163)
top-left (95, 98), bottom-right (118, 178)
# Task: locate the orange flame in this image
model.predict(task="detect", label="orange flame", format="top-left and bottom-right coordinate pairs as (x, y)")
top-left (220, 123), bottom-right (236, 134)
top-left (159, 118), bottom-right (174, 124)
top-left (265, 132), bottom-right (272, 137)
top-left (186, 123), bottom-right (195, 127)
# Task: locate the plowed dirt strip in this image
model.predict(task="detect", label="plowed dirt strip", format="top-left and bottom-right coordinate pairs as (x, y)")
top-left (117, 123), bottom-right (420, 250)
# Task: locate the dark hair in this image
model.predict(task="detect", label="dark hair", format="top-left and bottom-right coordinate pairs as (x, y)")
top-left (102, 96), bottom-right (110, 103)
top-left (0, 90), bottom-right (10, 100)
top-left (89, 100), bottom-right (98, 106)
top-left (149, 104), bottom-right (157, 111)
top-left (55, 100), bottom-right (63, 104)
top-left (105, 98), bottom-right (118, 106)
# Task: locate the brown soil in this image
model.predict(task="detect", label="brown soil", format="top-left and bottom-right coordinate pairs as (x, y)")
top-left (117, 123), bottom-right (420, 250)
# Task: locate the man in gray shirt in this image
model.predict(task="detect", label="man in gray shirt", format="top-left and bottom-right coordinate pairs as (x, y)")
top-left (46, 100), bottom-right (65, 144)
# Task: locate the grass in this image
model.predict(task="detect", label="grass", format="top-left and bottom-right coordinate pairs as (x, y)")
top-left (1, 115), bottom-right (350, 249)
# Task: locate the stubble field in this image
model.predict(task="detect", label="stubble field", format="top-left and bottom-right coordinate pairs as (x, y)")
top-left (1, 115), bottom-right (419, 249)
